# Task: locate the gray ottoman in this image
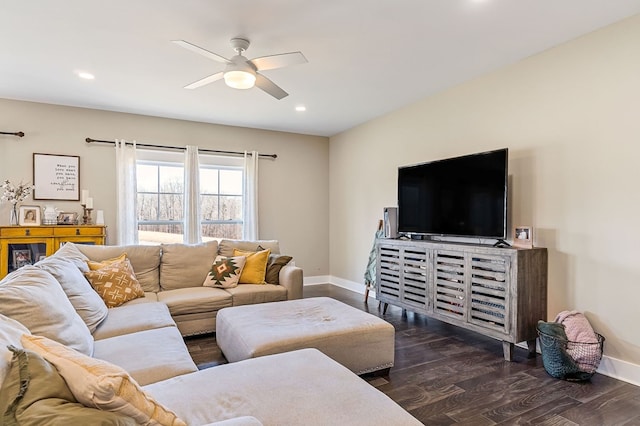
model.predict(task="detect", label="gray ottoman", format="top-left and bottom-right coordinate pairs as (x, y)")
top-left (216, 297), bottom-right (395, 375)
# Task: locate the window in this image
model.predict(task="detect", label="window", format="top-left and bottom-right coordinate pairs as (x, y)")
top-left (200, 167), bottom-right (243, 239)
top-left (136, 151), bottom-right (243, 245)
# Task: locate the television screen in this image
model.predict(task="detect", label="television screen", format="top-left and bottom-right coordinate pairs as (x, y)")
top-left (397, 148), bottom-right (508, 239)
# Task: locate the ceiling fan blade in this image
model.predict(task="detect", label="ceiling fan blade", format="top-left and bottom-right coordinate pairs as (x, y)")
top-left (184, 71), bottom-right (224, 89)
top-left (172, 40), bottom-right (231, 64)
top-left (255, 73), bottom-right (288, 100)
top-left (250, 51), bottom-right (307, 71)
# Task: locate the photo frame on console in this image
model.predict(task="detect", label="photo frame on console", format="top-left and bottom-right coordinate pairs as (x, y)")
top-left (18, 205), bottom-right (41, 226)
top-left (57, 212), bottom-right (78, 225)
top-left (513, 226), bottom-right (533, 248)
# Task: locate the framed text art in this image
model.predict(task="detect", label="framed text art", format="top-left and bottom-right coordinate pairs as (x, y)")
top-left (33, 153), bottom-right (80, 200)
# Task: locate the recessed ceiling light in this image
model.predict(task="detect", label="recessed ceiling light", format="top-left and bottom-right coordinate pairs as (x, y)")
top-left (76, 71), bottom-right (95, 80)
top-left (295, 105), bottom-right (306, 112)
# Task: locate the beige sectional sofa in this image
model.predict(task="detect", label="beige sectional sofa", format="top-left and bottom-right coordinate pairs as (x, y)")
top-left (0, 241), bottom-right (421, 425)
top-left (76, 239), bottom-right (304, 336)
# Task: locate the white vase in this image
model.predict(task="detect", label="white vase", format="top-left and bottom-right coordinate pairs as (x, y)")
top-left (10, 205), bottom-right (18, 226)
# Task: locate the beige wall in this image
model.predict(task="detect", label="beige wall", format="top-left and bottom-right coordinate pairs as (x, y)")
top-left (0, 100), bottom-right (330, 275)
top-left (330, 14), bottom-right (640, 366)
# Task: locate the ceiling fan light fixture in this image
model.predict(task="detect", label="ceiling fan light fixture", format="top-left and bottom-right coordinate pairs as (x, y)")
top-left (224, 70), bottom-right (256, 89)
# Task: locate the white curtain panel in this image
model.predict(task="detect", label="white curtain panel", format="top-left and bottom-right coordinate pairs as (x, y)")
top-left (184, 145), bottom-right (202, 244)
top-left (243, 151), bottom-right (259, 240)
top-left (114, 139), bottom-right (138, 245)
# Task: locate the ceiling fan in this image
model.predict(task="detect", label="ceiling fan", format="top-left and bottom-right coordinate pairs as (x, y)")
top-left (172, 37), bottom-right (307, 100)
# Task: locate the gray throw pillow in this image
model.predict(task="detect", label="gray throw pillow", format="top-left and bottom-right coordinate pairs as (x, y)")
top-left (0, 267), bottom-right (93, 355)
top-left (265, 255), bottom-right (293, 284)
top-left (36, 257), bottom-right (108, 333)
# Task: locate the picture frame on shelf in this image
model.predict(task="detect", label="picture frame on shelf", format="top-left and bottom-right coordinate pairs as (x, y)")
top-left (33, 153), bottom-right (80, 201)
top-left (12, 249), bottom-right (32, 270)
top-left (513, 226), bottom-right (533, 248)
top-left (18, 205), bottom-right (41, 226)
top-left (57, 212), bottom-right (78, 225)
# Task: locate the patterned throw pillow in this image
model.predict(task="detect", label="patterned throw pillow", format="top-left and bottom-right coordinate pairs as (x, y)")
top-left (202, 256), bottom-right (246, 288)
top-left (84, 259), bottom-right (145, 308)
top-left (22, 334), bottom-right (186, 426)
top-left (233, 248), bottom-right (271, 284)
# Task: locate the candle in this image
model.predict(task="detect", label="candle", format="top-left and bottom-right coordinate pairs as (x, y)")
top-left (81, 189), bottom-right (89, 205)
top-left (86, 197), bottom-right (93, 209)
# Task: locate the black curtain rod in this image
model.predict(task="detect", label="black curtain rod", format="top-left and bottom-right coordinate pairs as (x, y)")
top-left (85, 138), bottom-right (277, 159)
top-left (1, 131), bottom-right (25, 137)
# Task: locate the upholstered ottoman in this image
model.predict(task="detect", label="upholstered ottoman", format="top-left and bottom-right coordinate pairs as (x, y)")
top-left (216, 297), bottom-right (395, 375)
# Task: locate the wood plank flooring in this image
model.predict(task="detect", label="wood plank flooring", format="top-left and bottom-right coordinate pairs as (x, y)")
top-left (185, 284), bottom-right (640, 425)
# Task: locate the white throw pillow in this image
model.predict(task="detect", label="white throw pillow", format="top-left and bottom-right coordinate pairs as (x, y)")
top-left (0, 313), bottom-right (30, 389)
top-left (22, 334), bottom-right (186, 426)
top-left (0, 266), bottom-right (93, 355)
top-left (36, 257), bottom-right (108, 333)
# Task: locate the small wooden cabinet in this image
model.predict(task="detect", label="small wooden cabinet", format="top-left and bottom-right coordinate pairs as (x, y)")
top-left (0, 225), bottom-right (106, 278)
top-left (376, 239), bottom-right (547, 361)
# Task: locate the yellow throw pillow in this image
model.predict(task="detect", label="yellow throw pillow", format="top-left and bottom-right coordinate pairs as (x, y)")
top-left (233, 248), bottom-right (271, 284)
top-left (21, 334), bottom-right (186, 426)
top-left (86, 253), bottom-right (127, 271)
top-left (84, 259), bottom-right (145, 308)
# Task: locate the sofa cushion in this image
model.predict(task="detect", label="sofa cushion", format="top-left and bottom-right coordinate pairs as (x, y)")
top-left (218, 239), bottom-right (280, 256)
top-left (0, 346), bottom-right (136, 426)
top-left (22, 334), bottom-right (187, 425)
top-left (93, 302), bottom-right (176, 341)
top-left (223, 284), bottom-right (287, 306)
top-left (157, 287), bottom-right (232, 316)
top-left (49, 242), bottom-right (90, 271)
top-left (92, 327), bottom-right (198, 386)
top-left (84, 259), bottom-right (145, 308)
top-left (0, 267), bottom-right (93, 356)
top-left (160, 241), bottom-right (218, 290)
top-left (143, 349), bottom-right (422, 426)
top-left (203, 255), bottom-right (246, 289)
top-left (77, 245), bottom-right (161, 293)
top-left (0, 314), bottom-right (30, 389)
top-left (233, 249), bottom-right (270, 284)
top-left (204, 417), bottom-right (264, 426)
top-left (121, 291), bottom-right (158, 305)
top-left (36, 256), bottom-right (108, 333)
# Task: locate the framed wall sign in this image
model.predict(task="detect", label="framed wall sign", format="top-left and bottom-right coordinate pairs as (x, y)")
top-left (33, 153), bottom-right (80, 200)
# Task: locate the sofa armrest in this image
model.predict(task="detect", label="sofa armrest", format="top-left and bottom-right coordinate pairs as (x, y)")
top-left (279, 264), bottom-right (303, 300)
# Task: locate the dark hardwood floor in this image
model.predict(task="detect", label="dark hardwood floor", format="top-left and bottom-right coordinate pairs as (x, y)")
top-left (185, 284), bottom-right (640, 425)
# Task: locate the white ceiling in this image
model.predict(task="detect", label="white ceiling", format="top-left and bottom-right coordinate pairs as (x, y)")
top-left (2, 1), bottom-right (640, 137)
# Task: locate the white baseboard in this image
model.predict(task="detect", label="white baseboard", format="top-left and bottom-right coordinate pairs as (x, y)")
top-left (597, 355), bottom-right (640, 387)
top-left (303, 275), bottom-right (640, 386)
top-left (302, 275), bottom-right (332, 286)
top-left (304, 275), bottom-right (375, 297)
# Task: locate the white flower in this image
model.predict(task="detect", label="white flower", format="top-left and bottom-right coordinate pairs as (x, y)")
top-left (1, 180), bottom-right (35, 205)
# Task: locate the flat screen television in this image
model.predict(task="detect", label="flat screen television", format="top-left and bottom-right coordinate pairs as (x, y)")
top-left (397, 148), bottom-right (508, 239)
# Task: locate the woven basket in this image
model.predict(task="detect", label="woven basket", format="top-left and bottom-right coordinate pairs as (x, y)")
top-left (537, 325), bottom-right (605, 382)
